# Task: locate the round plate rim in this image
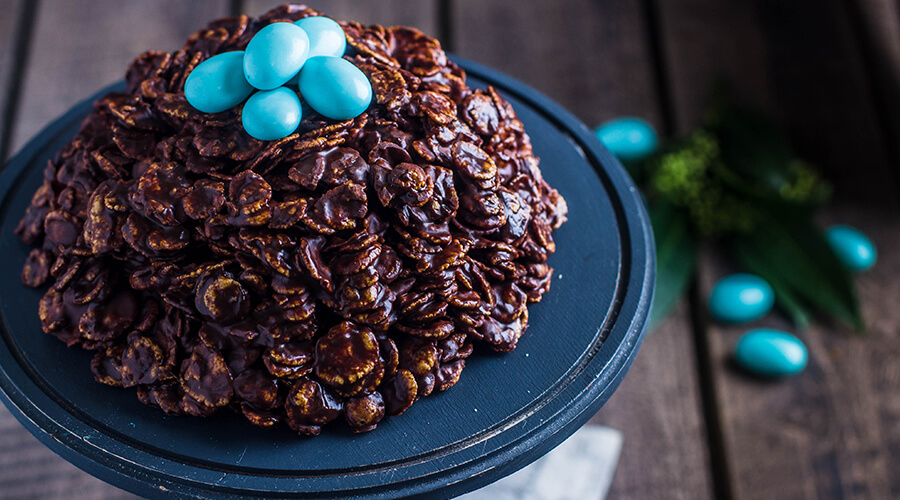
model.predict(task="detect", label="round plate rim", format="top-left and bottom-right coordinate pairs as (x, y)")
top-left (0, 55), bottom-right (655, 499)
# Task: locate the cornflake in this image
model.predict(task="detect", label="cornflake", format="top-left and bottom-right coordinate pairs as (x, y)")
top-left (17, 4), bottom-right (567, 435)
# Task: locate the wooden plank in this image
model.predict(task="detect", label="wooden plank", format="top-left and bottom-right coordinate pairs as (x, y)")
top-left (1, 2), bottom-right (432, 498)
top-left (0, 2), bottom-right (229, 498)
top-left (658, 0), bottom-right (897, 205)
top-left (0, 0), bottom-right (26, 162)
top-left (9, 0), bottom-right (230, 156)
top-left (658, 1), bottom-right (900, 497)
top-left (590, 304), bottom-right (714, 500)
top-left (0, 413), bottom-right (138, 500)
top-left (454, 2), bottom-right (714, 498)
top-left (756, 0), bottom-right (898, 205)
top-left (241, 1), bottom-right (439, 38)
top-left (698, 206), bottom-right (900, 499)
top-left (847, 0), bottom-right (900, 184)
top-left (656, 0), bottom-right (773, 132)
top-left (453, 0), bottom-right (664, 130)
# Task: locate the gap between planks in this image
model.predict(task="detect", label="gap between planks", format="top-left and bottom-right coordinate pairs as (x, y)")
top-left (0, 2), bottom-right (230, 499)
top-left (0, 0), bottom-right (38, 164)
top-left (697, 204), bottom-right (900, 499)
top-left (840, 0), bottom-right (900, 201)
top-left (649, 0), bottom-right (900, 498)
top-left (641, 0), bottom-right (732, 497)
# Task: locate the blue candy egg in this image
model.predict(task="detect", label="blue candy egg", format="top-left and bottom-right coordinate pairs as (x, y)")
top-left (709, 273), bottom-right (774, 323)
top-left (826, 225), bottom-right (877, 271)
top-left (244, 22), bottom-right (310, 90)
top-left (594, 117), bottom-right (658, 162)
top-left (735, 329), bottom-right (808, 377)
top-left (241, 88), bottom-right (302, 141)
top-left (297, 56), bottom-right (372, 120)
top-left (184, 51), bottom-right (254, 113)
top-left (294, 16), bottom-right (346, 58)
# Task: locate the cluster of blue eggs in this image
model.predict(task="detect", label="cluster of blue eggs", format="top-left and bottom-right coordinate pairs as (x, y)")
top-left (709, 225), bottom-right (875, 377)
top-left (184, 16), bottom-right (373, 141)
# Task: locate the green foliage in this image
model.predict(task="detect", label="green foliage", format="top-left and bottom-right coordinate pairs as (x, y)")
top-left (648, 131), bottom-right (759, 237)
top-left (638, 94), bottom-right (863, 333)
top-left (733, 241), bottom-right (812, 330)
top-left (711, 105), bottom-right (832, 208)
top-left (778, 160), bottom-right (833, 204)
top-left (733, 211), bottom-right (863, 332)
top-left (648, 202), bottom-right (698, 330)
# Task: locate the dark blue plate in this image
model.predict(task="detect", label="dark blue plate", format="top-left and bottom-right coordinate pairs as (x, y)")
top-left (0, 57), bottom-right (654, 499)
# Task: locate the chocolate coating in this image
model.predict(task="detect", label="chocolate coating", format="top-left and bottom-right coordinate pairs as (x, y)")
top-left (16, 4), bottom-right (567, 435)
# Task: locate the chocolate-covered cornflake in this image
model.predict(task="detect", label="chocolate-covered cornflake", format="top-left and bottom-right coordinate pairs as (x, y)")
top-left (17, 4), bottom-right (567, 435)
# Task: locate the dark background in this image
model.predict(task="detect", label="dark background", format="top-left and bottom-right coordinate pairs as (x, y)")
top-left (1, 1), bottom-right (899, 499)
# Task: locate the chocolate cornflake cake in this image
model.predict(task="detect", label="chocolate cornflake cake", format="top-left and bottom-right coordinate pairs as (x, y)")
top-left (16, 4), bottom-right (567, 435)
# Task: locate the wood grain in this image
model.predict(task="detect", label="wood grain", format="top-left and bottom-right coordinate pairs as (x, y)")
top-left (9, 0), bottom-right (230, 156)
top-left (698, 206), bottom-right (900, 500)
top-left (848, 0), bottom-right (900, 184)
top-left (241, 0), bottom-right (439, 38)
top-left (657, 0), bottom-right (897, 205)
top-left (756, 0), bottom-right (897, 205)
top-left (656, 0), bottom-right (773, 132)
top-left (0, 0), bottom-right (25, 162)
top-left (0, 2), bottom-right (229, 498)
top-left (658, 1), bottom-right (900, 497)
top-left (0, 2), bottom-right (436, 498)
top-left (590, 304), bottom-right (714, 500)
top-left (0, 411), bottom-right (137, 500)
top-left (452, 3), bottom-right (715, 499)
top-left (453, 0), bottom-right (663, 131)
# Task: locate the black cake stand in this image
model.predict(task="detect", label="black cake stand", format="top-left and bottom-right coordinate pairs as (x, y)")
top-left (0, 57), bottom-right (655, 499)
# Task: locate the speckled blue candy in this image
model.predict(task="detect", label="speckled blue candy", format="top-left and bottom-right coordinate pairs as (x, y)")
top-left (297, 56), bottom-right (373, 120)
top-left (594, 117), bottom-right (658, 162)
top-left (735, 329), bottom-right (808, 377)
top-left (709, 273), bottom-right (774, 323)
top-left (826, 225), bottom-right (877, 272)
top-left (241, 87), bottom-right (302, 141)
top-left (294, 16), bottom-right (346, 58)
top-left (243, 22), bottom-right (310, 90)
top-left (184, 51), bottom-right (254, 114)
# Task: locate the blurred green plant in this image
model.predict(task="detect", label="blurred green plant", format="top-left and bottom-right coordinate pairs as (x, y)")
top-left (618, 91), bottom-right (861, 332)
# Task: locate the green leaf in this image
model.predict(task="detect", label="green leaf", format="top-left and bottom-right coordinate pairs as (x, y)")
top-left (733, 242), bottom-right (811, 330)
top-left (731, 210), bottom-right (863, 332)
top-left (648, 203), bottom-right (698, 330)
top-left (707, 95), bottom-right (831, 208)
top-left (715, 107), bottom-right (794, 182)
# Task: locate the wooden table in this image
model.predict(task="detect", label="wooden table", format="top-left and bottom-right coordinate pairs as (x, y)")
top-left (1, 1), bottom-right (898, 499)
